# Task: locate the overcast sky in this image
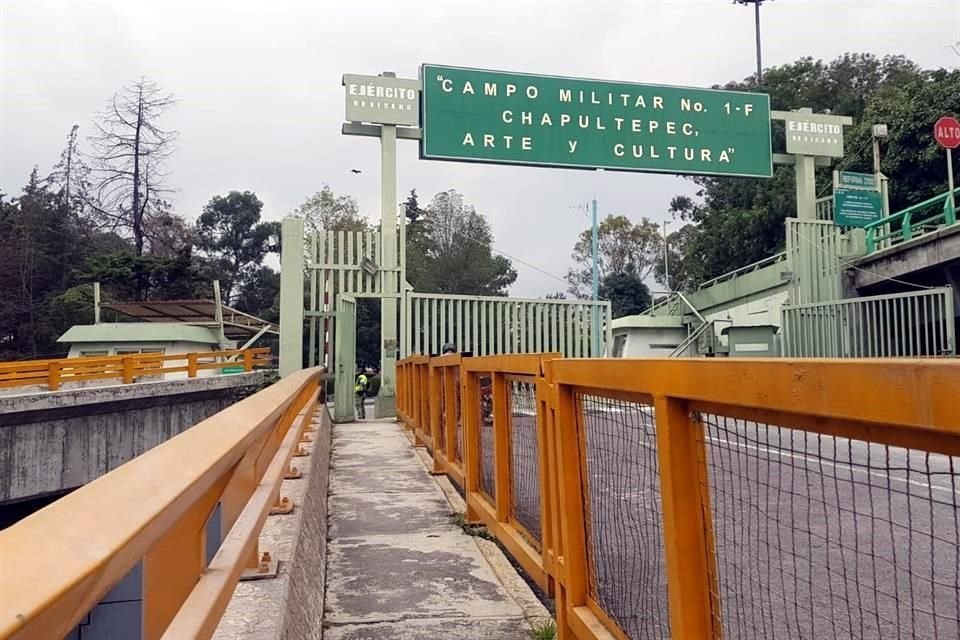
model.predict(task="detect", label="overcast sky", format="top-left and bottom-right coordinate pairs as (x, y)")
top-left (2, 0), bottom-right (958, 296)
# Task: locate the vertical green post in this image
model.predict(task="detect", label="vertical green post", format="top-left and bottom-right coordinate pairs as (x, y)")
top-left (279, 216), bottom-right (305, 377)
top-left (376, 118), bottom-right (398, 418)
top-left (591, 198), bottom-right (600, 356)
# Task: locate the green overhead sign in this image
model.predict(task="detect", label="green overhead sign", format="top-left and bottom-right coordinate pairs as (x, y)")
top-left (420, 65), bottom-right (773, 178)
top-left (835, 189), bottom-right (883, 227)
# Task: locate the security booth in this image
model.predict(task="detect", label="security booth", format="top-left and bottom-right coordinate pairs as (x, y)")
top-left (722, 324), bottom-right (780, 357)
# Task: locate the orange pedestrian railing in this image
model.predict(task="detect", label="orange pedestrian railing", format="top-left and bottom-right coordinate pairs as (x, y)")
top-left (397, 355), bottom-right (960, 640)
top-left (0, 348), bottom-right (272, 391)
top-left (0, 366), bottom-right (324, 640)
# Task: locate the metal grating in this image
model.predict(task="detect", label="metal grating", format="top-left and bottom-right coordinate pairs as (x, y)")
top-left (578, 393), bottom-right (670, 639)
top-left (700, 414), bottom-right (960, 639)
top-left (478, 374), bottom-right (495, 500)
top-left (509, 380), bottom-right (541, 544)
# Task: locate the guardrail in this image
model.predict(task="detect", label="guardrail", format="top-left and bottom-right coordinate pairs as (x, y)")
top-left (397, 354), bottom-right (960, 640)
top-left (865, 187), bottom-right (959, 253)
top-left (0, 366), bottom-right (323, 639)
top-left (0, 348), bottom-right (272, 391)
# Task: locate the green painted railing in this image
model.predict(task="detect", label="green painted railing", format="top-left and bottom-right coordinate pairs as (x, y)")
top-left (865, 188), bottom-right (959, 253)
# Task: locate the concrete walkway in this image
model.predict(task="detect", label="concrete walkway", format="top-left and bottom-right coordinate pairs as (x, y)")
top-left (323, 419), bottom-right (536, 639)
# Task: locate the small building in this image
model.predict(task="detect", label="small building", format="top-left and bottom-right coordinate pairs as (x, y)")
top-left (610, 315), bottom-right (689, 357)
top-left (57, 323), bottom-right (231, 380)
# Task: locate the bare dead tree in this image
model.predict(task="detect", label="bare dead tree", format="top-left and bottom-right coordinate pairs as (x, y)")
top-left (88, 77), bottom-right (178, 255)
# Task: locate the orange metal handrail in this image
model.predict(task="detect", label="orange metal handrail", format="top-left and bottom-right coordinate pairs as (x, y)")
top-left (397, 355), bottom-right (960, 640)
top-left (0, 348), bottom-right (271, 391)
top-left (0, 366), bottom-right (323, 640)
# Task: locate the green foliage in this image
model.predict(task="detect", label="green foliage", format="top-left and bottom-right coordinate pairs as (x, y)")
top-left (294, 185), bottom-right (368, 235)
top-left (235, 265), bottom-right (281, 323)
top-left (668, 53), bottom-right (958, 288)
top-left (196, 191), bottom-right (279, 302)
top-left (529, 619), bottom-right (557, 640)
top-left (449, 512), bottom-right (494, 540)
top-left (567, 214), bottom-right (662, 297)
top-left (600, 270), bottom-right (651, 318)
top-left (406, 189), bottom-right (517, 296)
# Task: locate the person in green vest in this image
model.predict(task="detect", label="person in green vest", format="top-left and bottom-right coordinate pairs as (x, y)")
top-left (354, 370), bottom-right (369, 419)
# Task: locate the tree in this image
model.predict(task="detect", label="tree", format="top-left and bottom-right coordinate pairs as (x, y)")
top-left (294, 185), bottom-right (368, 234)
top-left (600, 270), bottom-right (652, 318)
top-left (46, 125), bottom-right (91, 219)
top-left (0, 172), bottom-right (127, 359)
top-left (196, 191), bottom-right (280, 303)
top-left (566, 214), bottom-right (662, 297)
top-left (88, 77), bottom-right (178, 256)
top-left (407, 189), bottom-right (517, 295)
top-left (235, 265), bottom-right (281, 323)
top-left (666, 53), bottom-right (954, 288)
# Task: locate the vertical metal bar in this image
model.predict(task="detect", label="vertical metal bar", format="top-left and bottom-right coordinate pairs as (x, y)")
top-left (472, 299), bottom-right (479, 354)
top-left (559, 306), bottom-right (567, 357)
top-left (346, 230), bottom-right (355, 292)
top-left (480, 301), bottom-right (487, 356)
top-left (458, 298), bottom-right (465, 352)
top-left (654, 395), bottom-right (718, 638)
top-left (945, 290), bottom-right (956, 355)
top-left (492, 372), bottom-right (511, 522)
top-left (307, 233), bottom-right (317, 367)
top-left (414, 296), bottom-right (422, 355)
top-left (431, 298), bottom-right (439, 356)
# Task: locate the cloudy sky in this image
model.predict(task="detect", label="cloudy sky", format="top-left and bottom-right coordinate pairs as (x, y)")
top-left (2, 0), bottom-right (958, 296)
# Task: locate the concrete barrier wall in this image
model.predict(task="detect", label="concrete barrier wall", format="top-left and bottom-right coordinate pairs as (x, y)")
top-left (0, 373), bottom-right (266, 505)
top-left (280, 408), bottom-right (333, 640)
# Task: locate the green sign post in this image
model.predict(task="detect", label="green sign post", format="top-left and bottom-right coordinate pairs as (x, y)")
top-left (834, 189), bottom-right (883, 227)
top-left (421, 65), bottom-right (772, 178)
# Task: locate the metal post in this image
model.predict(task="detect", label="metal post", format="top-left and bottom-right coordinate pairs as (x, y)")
top-left (754, 0), bottom-right (763, 82)
top-left (279, 216), bottom-right (305, 377)
top-left (93, 282), bottom-right (101, 324)
top-left (948, 148), bottom-right (956, 213)
top-left (376, 119), bottom-right (398, 418)
top-left (591, 198), bottom-right (600, 356)
top-left (212, 280), bottom-right (227, 349)
top-left (663, 221), bottom-right (671, 292)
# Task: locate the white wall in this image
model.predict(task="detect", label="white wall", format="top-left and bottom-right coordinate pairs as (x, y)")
top-left (613, 326), bottom-right (689, 358)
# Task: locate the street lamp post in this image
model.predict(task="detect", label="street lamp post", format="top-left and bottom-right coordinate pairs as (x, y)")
top-left (734, 0), bottom-right (770, 82)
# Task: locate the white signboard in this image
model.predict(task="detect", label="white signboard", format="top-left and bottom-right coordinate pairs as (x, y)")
top-left (784, 112), bottom-right (849, 158)
top-left (343, 74), bottom-right (419, 126)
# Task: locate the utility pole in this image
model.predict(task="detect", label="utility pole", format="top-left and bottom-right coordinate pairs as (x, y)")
top-left (735, 0), bottom-right (769, 82)
top-left (591, 198), bottom-right (600, 356)
top-left (663, 221), bottom-right (670, 292)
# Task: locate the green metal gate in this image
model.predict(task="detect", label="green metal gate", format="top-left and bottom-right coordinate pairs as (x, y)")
top-left (333, 295), bottom-right (357, 422)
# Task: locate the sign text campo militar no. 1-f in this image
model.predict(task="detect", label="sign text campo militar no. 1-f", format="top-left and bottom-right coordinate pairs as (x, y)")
top-left (420, 65), bottom-right (772, 178)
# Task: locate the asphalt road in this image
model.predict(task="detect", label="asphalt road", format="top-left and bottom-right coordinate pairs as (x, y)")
top-left (576, 405), bottom-right (960, 640)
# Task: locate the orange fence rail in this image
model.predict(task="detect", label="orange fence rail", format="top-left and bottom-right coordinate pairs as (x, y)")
top-left (0, 348), bottom-right (271, 391)
top-left (397, 354), bottom-right (960, 640)
top-left (0, 367), bottom-right (324, 640)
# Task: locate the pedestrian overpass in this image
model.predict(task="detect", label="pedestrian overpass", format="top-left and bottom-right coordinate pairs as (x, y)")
top-left (1, 352), bottom-right (957, 640)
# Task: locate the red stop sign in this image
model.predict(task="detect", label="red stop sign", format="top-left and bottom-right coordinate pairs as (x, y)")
top-left (934, 116), bottom-right (960, 149)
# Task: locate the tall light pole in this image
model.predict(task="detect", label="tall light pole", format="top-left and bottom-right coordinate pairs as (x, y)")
top-left (735, 0), bottom-right (769, 82)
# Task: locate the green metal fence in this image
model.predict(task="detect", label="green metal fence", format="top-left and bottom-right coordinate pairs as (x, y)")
top-left (402, 292), bottom-right (612, 358)
top-left (781, 287), bottom-right (955, 357)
